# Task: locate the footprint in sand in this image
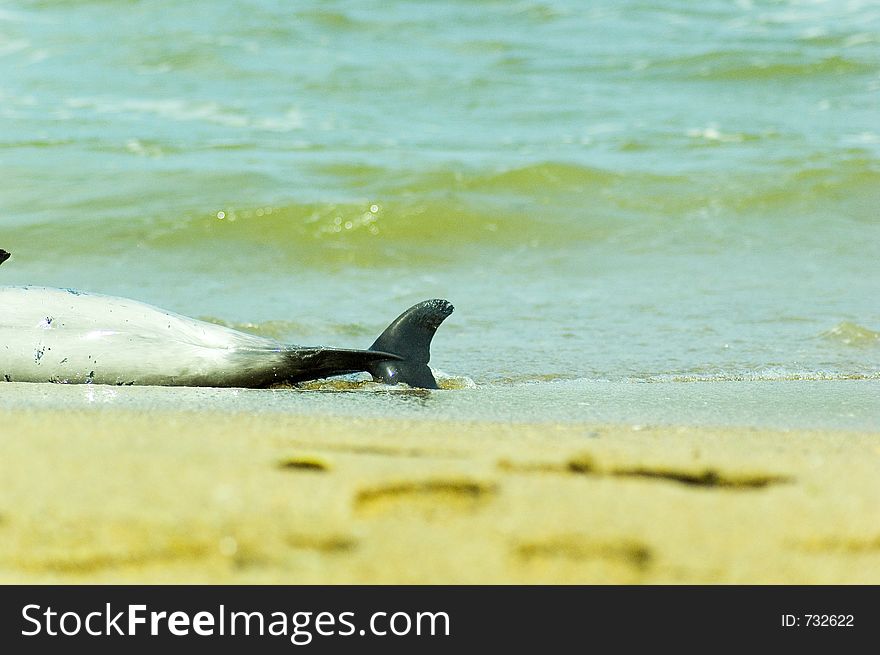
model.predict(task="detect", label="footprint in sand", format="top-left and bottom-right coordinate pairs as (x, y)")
top-left (500, 455), bottom-right (791, 490)
top-left (794, 535), bottom-right (880, 554)
top-left (278, 456), bottom-right (330, 472)
top-left (516, 535), bottom-right (653, 572)
top-left (354, 479), bottom-right (497, 518)
top-left (285, 533), bottom-right (358, 554)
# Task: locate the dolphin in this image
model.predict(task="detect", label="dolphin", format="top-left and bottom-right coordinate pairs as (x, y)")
top-left (0, 249), bottom-right (452, 389)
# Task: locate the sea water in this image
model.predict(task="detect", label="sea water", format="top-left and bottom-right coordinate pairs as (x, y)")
top-left (1, 0), bottom-right (878, 428)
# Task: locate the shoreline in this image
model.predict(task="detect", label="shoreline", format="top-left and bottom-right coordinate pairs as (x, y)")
top-left (1, 408), bottom-right (878, 583)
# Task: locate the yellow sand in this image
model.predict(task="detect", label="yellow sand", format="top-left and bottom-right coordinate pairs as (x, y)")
top-left (1, 408), bottom-right (878, 584)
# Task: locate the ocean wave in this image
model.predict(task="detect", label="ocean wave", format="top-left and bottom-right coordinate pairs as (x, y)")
top-left (496, 373), bottom-right (583, 384)
top-left (4, 192), bottom-right (611, 266)
top-left (646, 52), bottom-right (875, 81)
top-left (632, 370), bottom-right (880, 383)
top-left (821, 322), bottom-right (880, 347)
top-left (295, 9), bottom-right (365, 29)
top-left (63, 97), bottom-right (304, 133)
top-left (460, 162), bottom-right (623, 193)
top-left (4, 157), bottom-right (878, 266)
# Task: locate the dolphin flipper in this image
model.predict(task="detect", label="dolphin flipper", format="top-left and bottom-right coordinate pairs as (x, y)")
top-left (367, 299), bottom-right (454, 389)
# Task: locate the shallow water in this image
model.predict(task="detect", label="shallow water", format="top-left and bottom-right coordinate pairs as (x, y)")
top-left (1, 379), bottom-right (877, 432)
top-left (1, 1), bottom-right (878, 427)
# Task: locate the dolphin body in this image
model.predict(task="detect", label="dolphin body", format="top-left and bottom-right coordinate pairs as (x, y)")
top-left (0, 249), bottom-right (452, 389)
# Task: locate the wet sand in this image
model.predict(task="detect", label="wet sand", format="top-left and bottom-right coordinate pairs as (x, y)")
top-left (1, 408), bottom-right (878, 584)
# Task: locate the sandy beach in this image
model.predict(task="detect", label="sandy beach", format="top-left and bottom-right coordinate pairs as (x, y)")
top-left (1, 407), bottom-right (878, 584)
top-left (2, 0), bottom-right (878, 600)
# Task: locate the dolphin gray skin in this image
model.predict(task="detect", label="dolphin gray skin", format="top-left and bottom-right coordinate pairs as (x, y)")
top-left (0, 249), bottom-right (453, 389)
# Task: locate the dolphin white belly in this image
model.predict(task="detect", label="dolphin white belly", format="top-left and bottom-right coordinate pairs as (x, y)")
top-left (0, 286), bottom-right (287, 386)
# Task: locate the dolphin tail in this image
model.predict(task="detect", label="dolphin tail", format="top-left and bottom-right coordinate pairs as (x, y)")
top-left (366, 298), bottom-right (454, 389)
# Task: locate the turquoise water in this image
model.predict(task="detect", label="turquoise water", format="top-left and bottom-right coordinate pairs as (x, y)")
top-left (1, 1), bottom-right (878, 426)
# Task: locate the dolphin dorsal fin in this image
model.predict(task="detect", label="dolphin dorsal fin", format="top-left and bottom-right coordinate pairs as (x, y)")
top-left (366, 299), bottom-right (454, 388)
top-left (0, 250), bottom-right (9, 267)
